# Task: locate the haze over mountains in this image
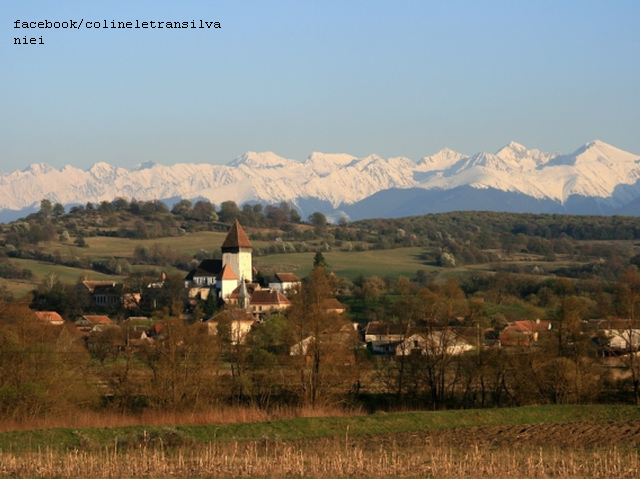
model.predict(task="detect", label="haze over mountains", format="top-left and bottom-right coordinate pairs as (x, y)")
top-left (2, 140), bottom-right (640, 222)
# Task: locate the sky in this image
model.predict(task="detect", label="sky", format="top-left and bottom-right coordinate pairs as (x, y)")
top-left (1, 0), bottom-right (639, 174)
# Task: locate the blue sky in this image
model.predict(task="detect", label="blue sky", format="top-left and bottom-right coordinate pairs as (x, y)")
top-left (1, 0), bottom-right (639, 173)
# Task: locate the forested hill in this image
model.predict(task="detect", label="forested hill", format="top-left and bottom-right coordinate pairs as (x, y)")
top-left (6, 198), bottom-right (640, 245)
top-left (355, 211), bottom-right (640, 242)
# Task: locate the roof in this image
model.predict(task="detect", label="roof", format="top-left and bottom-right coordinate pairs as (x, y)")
top-left (92, 283), bottom-right (124, 294)
top-left (512, 320), bottom-right (551, 333)
top-left (250, 289), bottom-right (291, 306)
top-left (220, 264), bottom-right (238, 281)
top-left (80, 280), bottom-right (116, 292)
top-left (81, 315), bottom-right (113, 325)
top-left (324, 298), bottom-right (346, 311)
top-left (195, 259), bottom-right (223, 276)
top-left (221, 220), bottom-right (253, 250)
top-left (365, 321), bottom-right (409, 337)
top-left (210, 308), bottom-right (256, 323)
top-left (274, 272), bottom-right (300, 283)
top-left (35, 311), bottom-right (64, 324)
top-left (586, 319), bottom-right (640, 331)
top-left (230, 282), bottom-right (261, 299)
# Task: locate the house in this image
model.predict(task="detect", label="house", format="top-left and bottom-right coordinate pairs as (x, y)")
top-left (290, 325), bottom-right (359, 358)
top-left (76, 280), bottom-right (140, 310)
top-left (269, 272), bottom-right (301, 294)
top-left (248, 289), bottom-right (291, 315)
top-left (364, 322), bottom-right (409, 343)
top-left (395, 330), bottom-right (474, 356)
top-left (363, 322), bottom-right (411, 355)
top-left (75, 315), bottom-right (114, 333)
top-left (499, 319), bottom-right (551, 347)
top-left (586, 319), bottom-right (640, 352)
top-left (323, 298), bottom-right (347, 314)
top-left (184, 259), bottom-right (222, 288)
top-left (34, 311), bottom-right (64, 325)
top-left (206, 309), bottom-right (257, 345)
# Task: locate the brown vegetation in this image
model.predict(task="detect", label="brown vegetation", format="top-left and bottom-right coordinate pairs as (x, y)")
top-left (1, 428), bottom-right (639, 478)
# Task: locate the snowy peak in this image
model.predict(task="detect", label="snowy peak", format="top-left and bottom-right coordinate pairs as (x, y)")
top-left (447, 151), bottom-right (515, 173)
top-left (547, 140), bottom-right (639, 167)
top-left (3, 140), bottom-right (640, 221)
top-left (418, 148), bottom-right (466, 171)
top-left (132, 161), bottom-right (158, 171)
top-left (228, 151), bottom-right (296, 169)
top-left (495, 142), bottom-right (554, 169)
top-left (23, 162), bottom-right (55, 175)
top-left (305, 152), bottom-right (358, 176)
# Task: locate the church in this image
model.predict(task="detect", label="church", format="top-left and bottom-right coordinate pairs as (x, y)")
top-left (184, 220), bottom-right (295, 317)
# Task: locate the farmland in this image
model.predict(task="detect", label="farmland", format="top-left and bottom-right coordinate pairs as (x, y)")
top-left (1, 405), bottom-right (639, 477)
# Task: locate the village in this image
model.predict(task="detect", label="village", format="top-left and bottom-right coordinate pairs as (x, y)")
top-left (29, 220), bottom-right (640, 364)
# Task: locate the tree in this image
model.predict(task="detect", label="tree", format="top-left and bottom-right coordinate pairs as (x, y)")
top-left (615, 268), bottom-right (640, 404)
top-left (308, 212), bottom-right (328, 236)
top-left (140, 320), bottom-right (220, 411)
top-left (74, 234), bottom-right (87, 247)
top-left (288, 267), bottom-right (356, 406)
top-left (171, 199), bottom-right (192, 217)
top-left (313, 251), bottom-right (328, 270)
top-left (191, 200), bottom-right (218, 222)
top-left (218, 201), bottom-right (240, 224)
top-left (289, 208), bottom-right (302, 224)
top-left (39, 199), bottom-right (53, 218)
top-left (52, 202), bottom-right (65, 216)
top-left (0, 304), bottom-right (97, 419)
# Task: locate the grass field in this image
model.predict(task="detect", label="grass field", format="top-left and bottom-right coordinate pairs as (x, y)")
top-left (1, 404), bottom-right (638, 452)
top-left (51, 231), bottom-right (233, 260)
top-left (1, 405), bottom-right (640, 477)
top-left (256, 247), bottom-right (435, 280)
top-left (4, 236), bottom-right (438, 297)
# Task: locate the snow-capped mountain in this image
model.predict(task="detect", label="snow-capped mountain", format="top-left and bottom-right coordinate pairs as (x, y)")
top-left (1, 140), bottom-right (639, 221)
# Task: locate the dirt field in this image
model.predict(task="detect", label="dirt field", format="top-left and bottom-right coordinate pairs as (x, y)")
top-left (349, 420), bottom-right (640, 450)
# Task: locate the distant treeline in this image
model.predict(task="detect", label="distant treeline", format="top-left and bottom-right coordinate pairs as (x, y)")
top-left (355, 211), bottom-right (640, 242)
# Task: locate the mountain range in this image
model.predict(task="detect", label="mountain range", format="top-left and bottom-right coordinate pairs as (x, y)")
top-left (2, 140), bottom-right (639, 222)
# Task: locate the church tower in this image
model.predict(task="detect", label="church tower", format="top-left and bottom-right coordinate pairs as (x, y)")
top-left (221, 220), bottom-right (253, 282)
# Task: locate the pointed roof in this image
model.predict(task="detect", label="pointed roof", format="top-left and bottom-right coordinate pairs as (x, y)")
top-left (220, 264), bottom-right (238, 281)
top-left (221, 220), bottom-right (253, 249)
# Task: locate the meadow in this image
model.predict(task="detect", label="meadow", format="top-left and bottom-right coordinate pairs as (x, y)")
top-left (1, 405), bottom-right (639, 477)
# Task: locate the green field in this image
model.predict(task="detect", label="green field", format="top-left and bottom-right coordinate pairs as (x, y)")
top-left (3, 233), bottom-right (439, 296)
top-left (0, 405), bottom-right (637, 452)
top-left (255, 247), bottom-right (435, 280)
top-left (51, 231), bottom-right (233, 260)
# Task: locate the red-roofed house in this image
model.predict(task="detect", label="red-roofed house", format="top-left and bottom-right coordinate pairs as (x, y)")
top-left (499, 319), bottom-right (551, 347)
top-left (34, 311), bottom-right (64, 325)
top-left (249, 289), bottom-right (291, 315)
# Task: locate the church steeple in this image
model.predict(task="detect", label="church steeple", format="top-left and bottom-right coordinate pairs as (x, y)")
top-left (221, 220), bottom-right (253, 253)
top-left (238, 277), bottom-right (250, 311)
top-left (221, 220), bottom-right (253, 282)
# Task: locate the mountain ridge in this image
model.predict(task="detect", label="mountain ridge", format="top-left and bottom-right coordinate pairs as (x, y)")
top-left (1, 140), bottom-right (639, 222)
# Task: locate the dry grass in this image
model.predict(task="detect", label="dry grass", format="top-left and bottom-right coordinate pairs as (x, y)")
top-left (0, 405), bottom-right (363, 433)
top-left (0, 439), bottom-right (637, 478)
